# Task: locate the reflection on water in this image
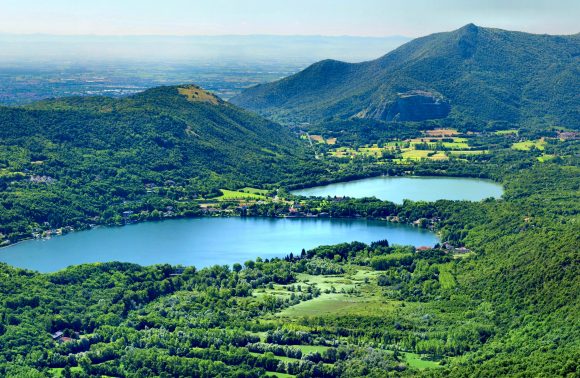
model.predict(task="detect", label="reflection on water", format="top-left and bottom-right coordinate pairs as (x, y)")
top-left (292, 176), bottom-right (504, 203)
top-left (0, 217), bottom-right (438, 272)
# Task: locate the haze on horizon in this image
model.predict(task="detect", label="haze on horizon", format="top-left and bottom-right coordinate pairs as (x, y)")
top-left (0, 0), bottom-right (578, 37)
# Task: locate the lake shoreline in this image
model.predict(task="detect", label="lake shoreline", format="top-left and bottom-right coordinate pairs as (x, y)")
top-left (0, 212), bottom-right (440, 251)
top-left (0, 216), bottom-right (439, 272)
top-left (1, 173), bottom-right (502, 250)
top-left (285, 171), bottom-right (500, 192)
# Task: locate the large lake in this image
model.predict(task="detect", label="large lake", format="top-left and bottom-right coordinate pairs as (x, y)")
top-left (0, 217), bottom-right (438, 273)
top-left (291, 176), bottom-right (503, 203)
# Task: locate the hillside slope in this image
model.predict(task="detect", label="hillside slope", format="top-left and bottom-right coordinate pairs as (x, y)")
top-left (0, 85), bottom-right (309, 242)
top-left (3, 85), bottom-right (305, 183)
top-left (231, 24), bottom-right (580, 129)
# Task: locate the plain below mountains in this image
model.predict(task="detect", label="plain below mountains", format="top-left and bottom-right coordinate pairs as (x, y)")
top-left (231, 24), bottom-right (580, 130)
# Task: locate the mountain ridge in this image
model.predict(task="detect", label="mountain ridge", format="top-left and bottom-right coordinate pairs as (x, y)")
top-left (231, 24), bottom-right (580, 129)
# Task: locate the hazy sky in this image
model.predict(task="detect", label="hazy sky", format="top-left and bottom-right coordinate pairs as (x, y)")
top-left (0, 0), bottom-right (578, 37)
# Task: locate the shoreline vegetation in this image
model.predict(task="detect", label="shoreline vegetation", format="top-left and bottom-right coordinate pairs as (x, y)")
top-left (0, 170), bottom-right (498, 250)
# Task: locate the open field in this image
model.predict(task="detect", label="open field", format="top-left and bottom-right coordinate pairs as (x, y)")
top-left (537, 154), bottom-right (556, 162)
top-left (266, 372), bottom-right (295, 378)
top-left (494, 129), bottom-right (518, 135)
top-left (272, 269), bottom-right (402, 318)
top-left (401, 150), bottom-right (434, 160)
top-left (326, 135), bottom-right (488, 162)
top-left (437, 263), bottom-right (456, 289)
top-left (404, 352), bottom-right (441, 369)
top-left (241, 187), bottom-right (269, 195)
top-left (177, 86), bottom-right (219, 104)
top-left (309, 134), bottom-right (325, 143)
top-left (215, 188), bottom-right (267, 201)
top-left (425, 128), bottom-right (459, 137)
top-left (512, 139), bottom-right (546, 151)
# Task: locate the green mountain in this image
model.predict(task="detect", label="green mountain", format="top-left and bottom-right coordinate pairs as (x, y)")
top-left (0, 85), bottom-right (308, 242)
top-left (2, 84), bottom-right (305, 183)
top-left (231, 24), bottom-right (580, 129)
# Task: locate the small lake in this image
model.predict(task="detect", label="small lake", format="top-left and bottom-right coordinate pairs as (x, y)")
top-left (0, 217), bottom-right (438, 273)
top-left (291, 176), bottom-right (503, 203)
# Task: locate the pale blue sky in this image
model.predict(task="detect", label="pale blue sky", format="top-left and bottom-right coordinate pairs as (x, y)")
top-left (0, 0), bottom-right (578, 36)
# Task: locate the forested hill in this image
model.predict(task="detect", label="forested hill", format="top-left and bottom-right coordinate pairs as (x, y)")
top-left (231, 24), bottom-right (580, 129)
top-left (2, 84), bottom-right (306, 184)
top-left (0, 85), bottom-right (310, 243)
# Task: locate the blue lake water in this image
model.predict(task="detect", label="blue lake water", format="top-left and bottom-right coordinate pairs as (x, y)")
top-left (291, 176), bottom-right (503, 203)
top-left (0, 217), bottom-right (438, 273)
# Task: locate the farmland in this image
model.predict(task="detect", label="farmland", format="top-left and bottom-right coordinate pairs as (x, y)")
top-left (512, 139), bottom-right (547, 151)
top-left (214, 187), bottom-right (269, 201)
top-left (326, 129), bottom-right (488, 162)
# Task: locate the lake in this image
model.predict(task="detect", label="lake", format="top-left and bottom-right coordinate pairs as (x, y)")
top-left (0, 217), bottom-right (438, 273)
top-left (291, 176), bottom-right (503, 203)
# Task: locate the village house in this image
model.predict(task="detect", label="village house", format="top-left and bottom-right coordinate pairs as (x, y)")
top-left (122, 210), bottom-right (134, 218)
top-left (51, 331), bottom-right (63, 340)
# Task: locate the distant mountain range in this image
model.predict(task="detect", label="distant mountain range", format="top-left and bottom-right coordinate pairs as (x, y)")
top-left (231, 24), bottom-right (580, 129)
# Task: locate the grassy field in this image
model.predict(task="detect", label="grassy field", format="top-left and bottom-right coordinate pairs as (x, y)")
top-left (437, 263), bottom-right (456, 289)
top-left (494, 129), bottom-right (518, 135)
top-left (266, 372), bottom-right (296, 378)
top-left (215, 188), bottom-right (267, 201)
top-left (277, 293), bottom-right (363, 317)
top-left (512, 139), bottom-right (546, 151)
top-left (49, 367), bottom-right (83, 375)
top-left (328, 137), bottom-right (487, 162)
top-left (274, 270), bottom-right (401, 318)
top-left (404, 352), bottom-right (441, 369)
top-left (401, 150), bottom-right (432, 160)
top-left (241, 187), bottom-right (269, 195)
top-left (441, 141), bottom-right (469, 149)
top-left (537, 154), bottom-right (556, 162)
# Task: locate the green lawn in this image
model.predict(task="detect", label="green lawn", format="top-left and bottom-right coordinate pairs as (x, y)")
top-left (404, 352), bottom-right (442, 369)
top-left (437, 264), bottom-right (456, 289)
top-left (215, 189), bottom-right (266, 201)
top-left (241, 187), bottom-right (269, 195)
